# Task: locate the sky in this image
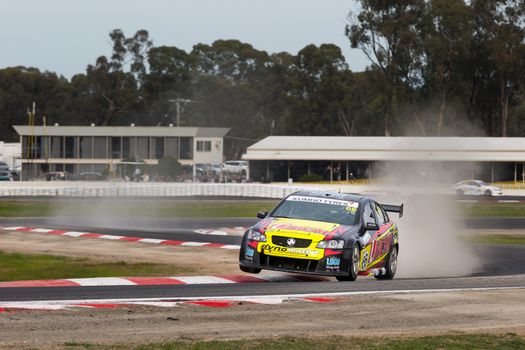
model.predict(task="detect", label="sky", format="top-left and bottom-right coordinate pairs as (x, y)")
top-left (0, 0), bottom-right (368, 79)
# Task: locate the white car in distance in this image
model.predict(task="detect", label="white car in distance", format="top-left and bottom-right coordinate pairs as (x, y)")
top-left (221, 160), bottom-right (248, 176)
top-left (453, 180), bottom-right (503, 196)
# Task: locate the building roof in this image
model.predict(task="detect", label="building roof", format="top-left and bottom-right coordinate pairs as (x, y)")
top-left (243, 136), bottom-right (525, 162)
top-left (13, 125), bottom-right (230, 138)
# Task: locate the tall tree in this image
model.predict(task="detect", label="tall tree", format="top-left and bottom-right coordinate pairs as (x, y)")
top-left (347, 0), bottom-right (426, 135)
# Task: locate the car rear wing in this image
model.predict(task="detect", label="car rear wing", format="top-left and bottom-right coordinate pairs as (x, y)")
top-left (381, 203), bottom-right (403, 218)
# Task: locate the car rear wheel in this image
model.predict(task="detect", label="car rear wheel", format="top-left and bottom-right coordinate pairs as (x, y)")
top-left (485, 190), bottom-right (492, 196)
top-left (375, 246), bottom-right (398, 280)
top-left (336, 244), bottom-right (360, 282)
top-left (240, 265), bottom-right (261, 274)
top-left (456, 189), bottom-right (464, 196)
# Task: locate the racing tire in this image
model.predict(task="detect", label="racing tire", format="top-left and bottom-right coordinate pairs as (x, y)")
top-left (336, 244), bottom-right (360, 282)
top-left (375, 246), bottom-right (398, 280)
top-left (239, 265), bottom-right (261, 274)
top-left (485, 190), bottom-right (492, 197)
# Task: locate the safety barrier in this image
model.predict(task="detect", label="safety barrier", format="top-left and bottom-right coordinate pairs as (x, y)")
top-left (0, 182), bottom-right (307, 199)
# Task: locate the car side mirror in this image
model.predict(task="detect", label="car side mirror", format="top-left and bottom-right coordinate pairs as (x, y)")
top-left (364, 222), bottom-right (379, 231)
top-left (257, 210), bottom-right (268, 219)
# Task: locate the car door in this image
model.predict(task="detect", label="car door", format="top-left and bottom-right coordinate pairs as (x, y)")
top-left (359, 201), bottom-right (378, 271)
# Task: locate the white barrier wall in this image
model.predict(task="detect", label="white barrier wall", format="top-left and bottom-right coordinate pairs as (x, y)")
top-left (0, 182), bottom-right (309, 198)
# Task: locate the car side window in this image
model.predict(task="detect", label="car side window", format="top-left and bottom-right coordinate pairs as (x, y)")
top-left (363, 202), bottom-right (376, 225)
top-left (374, 202), bottom-right (387, 225)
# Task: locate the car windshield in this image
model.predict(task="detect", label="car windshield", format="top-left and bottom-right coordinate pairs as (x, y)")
top-left (271, 195), bottom-right (359, 226)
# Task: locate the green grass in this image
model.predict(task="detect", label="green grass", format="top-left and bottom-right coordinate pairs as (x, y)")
top-left (0, 200), bottom-right (278, 218)
top-left (62, 334), bottom-right (525, 350)
top-left (0, 251), bottom-right (194, 282)
top-left (461, 203), bottom-right (525, 217)
top-left (470, 234), bottom-right (525, 245)
top-left (0, 199), bottom-right (524, 218)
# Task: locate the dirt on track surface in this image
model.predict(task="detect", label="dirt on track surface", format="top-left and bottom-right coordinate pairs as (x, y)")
top-left (0, 231), bottom-right (241, 275)
top-left (0, 289), bottom-right (524, 349)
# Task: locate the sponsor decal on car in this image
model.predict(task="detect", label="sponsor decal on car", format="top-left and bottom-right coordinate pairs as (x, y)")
top-left (266, 218), bottom-right (340, 236)
top-left (326, 257), bottom-right (341, 266)
top-left (259, 244), bottom-right (322, 258)
top-left (245, 247), bottom-right (254, 257)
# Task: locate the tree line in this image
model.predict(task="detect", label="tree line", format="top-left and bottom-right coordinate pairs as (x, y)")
top-left (1, 0), bottom-right (525, 159)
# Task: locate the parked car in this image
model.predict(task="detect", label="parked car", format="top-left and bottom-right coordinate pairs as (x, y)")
top-left (452, 180), bottom-right (503, 196)
top-left (79, 172), bottom-right (104, 181)
top-left (222, 160), bottom-right (248, 175)
top-left (0, 170), bottom-right (12, 181)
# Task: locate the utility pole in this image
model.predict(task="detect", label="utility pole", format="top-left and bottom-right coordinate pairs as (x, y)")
top-left (168, 98), bottom-right (194, 126)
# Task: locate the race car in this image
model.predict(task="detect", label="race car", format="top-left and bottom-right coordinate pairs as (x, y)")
top-left (452, 180), bottom-right (503, 196)
top-left (239, 191), bottom-right (402, 281)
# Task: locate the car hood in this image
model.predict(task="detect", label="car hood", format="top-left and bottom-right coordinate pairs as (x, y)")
top-left (253, 217), bottom-right (357, 240)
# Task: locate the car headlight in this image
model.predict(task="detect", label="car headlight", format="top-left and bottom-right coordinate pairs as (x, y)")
top-left (247, 229), bottom-right (267, 242)
top-left (317, 240), bottom-right (344, 249)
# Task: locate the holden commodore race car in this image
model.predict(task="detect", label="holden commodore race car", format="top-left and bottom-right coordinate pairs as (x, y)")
top-left (239, 191), bottom-right (403, 281)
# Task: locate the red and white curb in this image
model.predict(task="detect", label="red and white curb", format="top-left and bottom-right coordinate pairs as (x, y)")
top-left (2, 285), bottom-right (524, 313)
top-left (0, 226), bottom-right (240, 250)
top-left (0, 274), bottom-right (328, 288)
top-left (0, 295), bottom-right (336, 313)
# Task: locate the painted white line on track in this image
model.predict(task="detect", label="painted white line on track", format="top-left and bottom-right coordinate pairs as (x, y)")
top-left (180, 242), bottom-right (208, 247)
top-left (31, 228), bottom-right (54, 233)
top-left (194, 229), bottom-right (228, 236)
top-left (456, 200), bottom-right (478, 203)
top-left (172, 276), bottom-right (234, 284)
top-left (138, 238), bottom-right (166, 244)
top-left (221, 244), bottom-right (241, 249)
top-left (99, 235), bottom-right (124, 240)
top-left (62, 231), bottom-right (88, 237)
top-left (3, 227), bottom-right (24, 230)
top-left (498, 200), bottom-right (520, 203)
top-left (67, 277), bottom-right (136, 286)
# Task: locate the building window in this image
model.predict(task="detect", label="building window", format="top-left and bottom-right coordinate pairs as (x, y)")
top-left (196, 141), bottom-right (211, 152)
top-left (180, 137), bottom-right (193, 159)
top-left (155, 137), bottom-right (165, 158)
top-left (136, 137), bottom-right (149, 160)
top-left (93, 137), bottom-right (107, 158)
top-left (65, 137), bottom-right (77, 158)
top-left (79, 137), bottom-right (93, 159)
top-left (111, 137), bottom-right (121, 159)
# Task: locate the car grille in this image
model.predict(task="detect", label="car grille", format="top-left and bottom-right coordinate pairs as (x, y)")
top-left (272, 236), bottom-right (312, 248)
top-left (261, 255), bottom-right (318, 273)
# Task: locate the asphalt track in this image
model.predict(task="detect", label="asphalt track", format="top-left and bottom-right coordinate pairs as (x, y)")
top-left (1, 215), bottom-right (524, 304)
top-left (1, 275), bottom-right (524, 303)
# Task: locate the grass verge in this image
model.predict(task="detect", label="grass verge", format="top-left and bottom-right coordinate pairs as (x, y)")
top-left (63, 333), bottom-right (525, 350)
top-left (470, 234), bottom-right (525, 245)
top-left (461, 203), bottom-right (525, 217)
top-left (0, 250), bottom-right (194, 281)
top-left (0, 200), bottom-right (278, 217)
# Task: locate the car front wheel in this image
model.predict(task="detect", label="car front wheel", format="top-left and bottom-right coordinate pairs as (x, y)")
top-left (336, 244), bottom-right (360, 282)
top-left (240, 265), bottom-right (261, 274)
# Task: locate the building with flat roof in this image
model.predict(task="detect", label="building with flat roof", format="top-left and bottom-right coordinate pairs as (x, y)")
top-left (243, 136), bottom-right (525, 183)
top-left (14, 125), bottom-right (229, 179)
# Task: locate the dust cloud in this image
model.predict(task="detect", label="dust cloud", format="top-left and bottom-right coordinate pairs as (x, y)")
top-left (374, 161), bottom-right (481, 278)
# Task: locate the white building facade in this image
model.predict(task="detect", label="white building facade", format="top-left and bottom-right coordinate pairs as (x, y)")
top-left (14, 125), bottom-right (229, 179)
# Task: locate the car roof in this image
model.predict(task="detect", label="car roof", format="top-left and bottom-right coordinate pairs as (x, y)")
top-left (289, 190), bottom-right (365, 203)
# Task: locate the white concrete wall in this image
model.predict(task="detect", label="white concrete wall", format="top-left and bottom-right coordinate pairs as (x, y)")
top-left (193, 137), bottom-right (223, 164)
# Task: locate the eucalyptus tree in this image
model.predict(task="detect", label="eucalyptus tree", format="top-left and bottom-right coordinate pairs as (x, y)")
top-left (347, 0), bottom-right (426, 136)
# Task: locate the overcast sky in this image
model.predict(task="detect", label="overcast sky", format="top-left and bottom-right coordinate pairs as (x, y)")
top-left (0, 0), bottom-right (367, 79)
